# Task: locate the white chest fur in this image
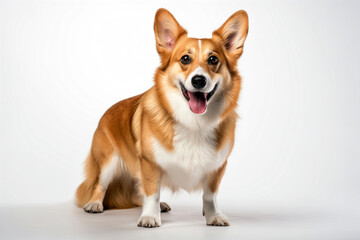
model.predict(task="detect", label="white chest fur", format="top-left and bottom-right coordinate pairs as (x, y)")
top-left (152, 124), bottom-right (230, 191)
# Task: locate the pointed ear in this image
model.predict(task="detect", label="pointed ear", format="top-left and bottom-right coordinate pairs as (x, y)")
top-left (213, 10), bottom-right (249, 60)
top-left (154, 9), bottom-right (187, 61)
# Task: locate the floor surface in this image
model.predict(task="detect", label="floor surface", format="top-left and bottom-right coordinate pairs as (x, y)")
top-left (1, 201), bottom-right (360, 240)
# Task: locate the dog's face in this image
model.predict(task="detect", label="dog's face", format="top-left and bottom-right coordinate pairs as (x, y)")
top-left (154, 9), bottom-right (248, 116)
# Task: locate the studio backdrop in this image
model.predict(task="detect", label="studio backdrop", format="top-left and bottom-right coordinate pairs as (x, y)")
top-left (1, 0), bottom-right (359, 211)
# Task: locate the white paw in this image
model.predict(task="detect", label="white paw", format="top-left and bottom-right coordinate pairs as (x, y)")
top-left (137, 215), bottom-right (161, 228)
top-left (83, 201), bottom-right (104, 213)
top-left (206, 214), bottom-right (230, 226)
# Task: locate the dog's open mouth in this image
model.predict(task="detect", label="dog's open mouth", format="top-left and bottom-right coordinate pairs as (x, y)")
top-left (180, 82), bottom-right (218, 114)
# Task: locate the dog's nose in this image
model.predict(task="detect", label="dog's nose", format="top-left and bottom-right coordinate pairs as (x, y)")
top-left (191, 75), bottom-right (206, 89)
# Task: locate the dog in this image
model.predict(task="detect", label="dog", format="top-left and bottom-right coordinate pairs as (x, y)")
top-left (76, 8), bottom-right (248, 227)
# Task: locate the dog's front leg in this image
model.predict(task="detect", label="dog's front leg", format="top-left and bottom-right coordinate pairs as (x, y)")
top-left (202, 161), bottom-right (229, 226)
top-left (137, 157), bottom-right (162, 228)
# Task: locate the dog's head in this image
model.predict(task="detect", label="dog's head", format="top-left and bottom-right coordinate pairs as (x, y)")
top-left (153, 9), bottom-right (248, 122)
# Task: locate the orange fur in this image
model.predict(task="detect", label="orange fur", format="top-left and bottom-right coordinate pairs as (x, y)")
top-left (208, 160), bottom-right (228, 193)
top-left (76, 8), bottom-right (248, 213)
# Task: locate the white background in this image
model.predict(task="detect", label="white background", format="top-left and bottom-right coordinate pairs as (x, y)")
top-left (1, 0), bottom-right (360, 239)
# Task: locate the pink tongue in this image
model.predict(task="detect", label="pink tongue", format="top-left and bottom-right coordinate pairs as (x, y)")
top-left (188, 91), bottom-right (207, 114)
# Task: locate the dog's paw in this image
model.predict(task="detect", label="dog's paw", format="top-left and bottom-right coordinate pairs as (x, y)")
top-left (206, 214), bottom-right (230, 226)
top-left (160, 202), bottom-right (171, 212)
top-left (137, 215), bottom-right (161, 228)
top-left (83, 201), bottom-right (104, 213)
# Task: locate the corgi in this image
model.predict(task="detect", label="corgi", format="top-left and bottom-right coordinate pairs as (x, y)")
top-left (76, 8), bottom-right (248, 227)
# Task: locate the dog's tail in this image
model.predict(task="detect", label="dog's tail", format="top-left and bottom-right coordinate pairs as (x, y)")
top-left (75, 154), bottom-right (98, 207)
top-left (75, 180), bottom-right (93, 207)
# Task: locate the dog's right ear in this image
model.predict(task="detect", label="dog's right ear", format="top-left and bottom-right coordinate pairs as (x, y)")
top-left (154, 9), bottom-right (187, 65)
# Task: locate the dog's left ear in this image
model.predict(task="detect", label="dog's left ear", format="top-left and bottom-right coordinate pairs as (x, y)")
top-left (213, 10), bottom-right (249, 60)
top-left (154, 9), bottom-right (187, 64)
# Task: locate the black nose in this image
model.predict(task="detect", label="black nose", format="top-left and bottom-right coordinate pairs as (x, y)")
top-left (191, 75), bottom-right (206, 89)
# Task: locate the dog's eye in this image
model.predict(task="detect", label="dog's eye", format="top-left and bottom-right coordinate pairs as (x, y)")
top-left (207, 56), bottom-right (219, 65)
top-left (180, 55), bottom-right (191, 65)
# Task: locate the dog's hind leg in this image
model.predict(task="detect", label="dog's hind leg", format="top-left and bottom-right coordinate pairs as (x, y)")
top-left (77, 129), bottom-right (118, 213)
top-left (160, 202), bottom-right (171, 212)
top-left (83, 153), bottom-right (120, 213)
